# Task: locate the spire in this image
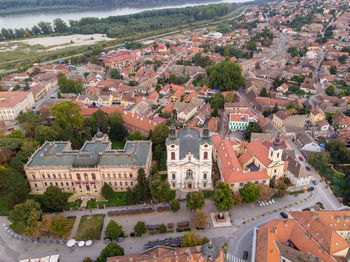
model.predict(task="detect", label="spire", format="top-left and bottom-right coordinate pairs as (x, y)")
top-left (202, 120), bottom-right (210, 138)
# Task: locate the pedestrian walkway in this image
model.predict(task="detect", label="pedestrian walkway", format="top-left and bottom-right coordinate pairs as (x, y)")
top-left (68, 214), bottom-right (81, 239)
top-left (225, 252), bottom-right (246, 262)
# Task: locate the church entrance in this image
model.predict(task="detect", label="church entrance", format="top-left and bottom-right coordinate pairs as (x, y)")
top-left (187, 181), bottom-right (193, 190)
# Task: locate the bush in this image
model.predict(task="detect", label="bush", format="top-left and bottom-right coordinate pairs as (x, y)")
top-left (159, 223), bottom-right (167, 233)
top-left (96, 243), bottom-right (124, 262)
top-left (176, 227), bottom-right (191, 232)
top-left (170, 199), bottom-right (180, 212)
top-left (202, 190), bottom-right (215, 198)
top-left (130, 232), bottom-right (135, 237)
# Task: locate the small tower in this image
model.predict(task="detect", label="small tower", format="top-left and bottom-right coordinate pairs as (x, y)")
top-left (202, 120), bottom-right (210, 139)
top-left (268, 134), bottom-right (283, 162)
top-left (169, 123), bottom-right (176, 140)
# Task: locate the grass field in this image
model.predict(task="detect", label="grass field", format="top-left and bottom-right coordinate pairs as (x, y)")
top-left (86, 192), bottom-right (127, 209)
top-left (75, 214), bottom-right (105, 241)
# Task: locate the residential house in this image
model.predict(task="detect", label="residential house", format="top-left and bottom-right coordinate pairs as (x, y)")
top-left (333, 112), bottom-right (350, 129)
top-left (285, 151), bottom-right (312, 187)
top-left (174, 102), bottom-right (197, 123)
top-left (229, 113), bottom-right (249, 131)
top-left (309, 108), bottom-right (325, 125)
top-left (295, 133), bottom-right (321, 156)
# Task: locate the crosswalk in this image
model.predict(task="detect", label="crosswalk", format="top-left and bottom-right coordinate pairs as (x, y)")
top-left (225, 253), bottom-right (246, 262)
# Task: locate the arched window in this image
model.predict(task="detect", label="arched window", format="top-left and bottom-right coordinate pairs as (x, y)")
top-left (186, 169), bottom-right (193, 180)
top-left (171, 152), bottom-right (175, 160)
top-left (204, 151), bottom-right (208, 160)
top-left (277, 152), bottom-right (280, 158)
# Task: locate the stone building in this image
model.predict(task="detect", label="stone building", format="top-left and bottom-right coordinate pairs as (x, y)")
top-left (166, 124), bottom-right (213, 192)
top-left (24, 132), bottom-right (152, 194)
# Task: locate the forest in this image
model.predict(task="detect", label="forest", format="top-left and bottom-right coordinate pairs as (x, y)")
top-left (0, 3), bottom-right (232, 40)
top-left (0, 0), bottom-right (220, 12)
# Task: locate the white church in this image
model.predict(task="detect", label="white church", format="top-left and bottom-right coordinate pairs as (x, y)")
top-left (166, 124), bottom-right (213, 192)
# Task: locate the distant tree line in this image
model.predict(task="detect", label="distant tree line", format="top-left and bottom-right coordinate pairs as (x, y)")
top-left (0, 4), bottom-right (232, 40)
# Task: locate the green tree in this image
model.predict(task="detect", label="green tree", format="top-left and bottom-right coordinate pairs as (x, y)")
top-left (50, 101), bottom-right (84, 130)
top-left (186, 191), bottom-right (205, 210)
top-left (159, 223), bottom-right (167, 233)
top-left (212, 181), bottom-right (234, 211)
top-left (153, 144), bottom-right (163, 161)
top-left (240, 183), bottom-right (260, 203)
top-left (206, 59), bottom-right (245, 91)
top-left (127, 131), bottom-right (145, 141)
top-left (151, 123), bottom-right (169, 147)
top-left (133, 168), bottom-right (151, 202)
top-left (105, 220), bottom-right (123, 240)
top-left (101, 183), bottom-right (114, 201)
top-left (51, 215), bottom-right (72, 238)
top-left (40, 186), bottom-right (68, 213)
top-left (150, 173), bottom-right (172, 202)
top-left (96, 243), bottom-right (124, 262)
top-left (287, 46), bottom-right (299, 57)
top-left (16, 111), bottom-right (43, 138)
top-left (58, 75), bottom-right (82, 94)
top-left (225, 92), bottom-right (235, 102)
top-left (210, 93), bottom-right (225, 110)
top-left (275, 182), bottom-right (288, 198)
top-left (330, 65), bottom-right (337, 75)
top-left (170, 199), bottom-right (180, 212)
top-left (8, 199), bottom-right (42, 236)
top-left (91, 109), bottom-right (109, 134)
top-left (83, 258), bottom-right (93, 262)
top-left (326, 86), bottom-right (335, 96)
top-left (325, 140), bottom-right (350, 165)
top-left (259, 87), bottom-right (268, 97)
top-left (110, 69), bottom-right (123, 79)
top-left (0, 138), bottom-right (22, 151)
top-left (243, 122), bottom-right (263, 142)
top-left (109, 110), bottom-right (128, 141)
top-left (182, 231), bottom-right (209, 247)
top-left (53, 18), bottom-right (68, 33)
top-left (5, 170), bottom-right (30, 209)
top-left (34, 125), bottom-right (58, 144)
top-left (134, 221), bottom-right (147, 236)
top-left (193, 210), bottom-right (208, 229)
top-left (307, 151), bottom-right (330, 170)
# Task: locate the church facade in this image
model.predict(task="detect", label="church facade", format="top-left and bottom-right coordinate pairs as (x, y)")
top-left (166, 125), bottom-right (213, 192)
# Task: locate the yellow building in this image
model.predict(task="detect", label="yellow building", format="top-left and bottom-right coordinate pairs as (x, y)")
top-left (309, 108), bottom-right (325, 125)
top-left (0, 91), bottom-right (35, 120)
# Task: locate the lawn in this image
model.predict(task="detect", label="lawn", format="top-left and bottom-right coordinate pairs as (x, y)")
top-left (0, 193), bottom-right (8, 216)
top-left (112, 140), bottom-right (126, 149)
top-left (319, 168), bottom-right (346, 197)
top-left (67, 200), bottom-right (81, 210)
top-left (86, 192), bottom-right (127, 209)
top-left (75, 214), bottom-right (105, 241)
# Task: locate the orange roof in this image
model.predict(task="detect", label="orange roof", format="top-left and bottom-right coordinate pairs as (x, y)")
top-left (238, 151), bottom-right (253, 166)
top-left (246, 141), bottom-right (271, 167)
top-left (230, 113), bottom-right (249, 123)
top-left (123, 111), bottom-right (159, 132)
top-left (163, 104), bottom-right (174, 114)
top-left (80, 107), bottom-right (124, 116)
top-left (148, 91), bottom-right (159, 101)
top-left (257, 211), bottom-right (350, 262)
top-left (0, 91), bottom-right (32, 108)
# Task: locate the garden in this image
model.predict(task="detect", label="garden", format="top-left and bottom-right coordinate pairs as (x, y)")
top-left (75, 214), bottom-right (105, 241)
top-left (319, 168), bottom-right (345, 197)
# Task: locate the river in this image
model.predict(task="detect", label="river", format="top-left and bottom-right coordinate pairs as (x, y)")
top-left (0, 0), bottom-right (250, 30)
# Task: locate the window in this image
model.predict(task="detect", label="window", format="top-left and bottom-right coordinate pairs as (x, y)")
top-left (34, 183), bottom-right (37, 188)
top-left (92, 173), bottom-right (96, 180)
top-left (58, 174), bottom-right (61, 179)
top-left (262, 180), bottom-right (266, 183)
top-left (274, 169), bottom-right (277, 173)
top-left (108, 174), bottom-right (110, 179)
top-left (230, 184), bottom-right (234, 187)
top-left (239, 182), bottom-right (244, 186)
top-left (204, 144), bottom-right (208, 148)
top-left (124, 173), bottom-right (127, 178)
top-left (131, 182), bottom-right (133, 186)
top-left (79, 185), bottom-right (82, 189)
top-left (61, 182), bottom-right (64, 186)
top-left (186, 169), bottom-right (193, 179)
top-left (172, 183), bottom-right (175, 187)
top-left (203, 173), bottom-right (207, 179)
top-left (203, 183), bottom-right (206, 188)
top-left (171, 152), bottom-right (175, 160)
top-left (66, 182), bottom-right (69, 186)
top-left (171, 144), bottom-right (175, 148)
top-left (53, 174), bottom-right (56, 179)
top-left (84, 173), bottom-right (88, 180)
top-left (42, 174), bottom-right (45, 179)
top-left (109, 182), bottom-right (111, 186)
top-left (204, 151), bottom-right (208, 160)
top-left (277, 152), bottom-right (280, 158)
top-left (129, 173), bottom-right (132, 178)
top-left (113, 173), bottom-right (116, 178)
top-left (32, 174), bottom-right (36, 179)
top-left (270, 151), bottom-right (273, 157)
top-left (71, 182), bottom-right (74, 186)
top-left (120, 182), bottom-right (122, 186)
top-left (255, 181), bottom-right (259, 184)
top-left (119, 173), bottom-right (121, 178)
top-left (69, 174), bottom-right (72, 179)
top-left (55, 182), bottom-right (58, 186)
top-left (76, 173), bottom-right (81, 180)
top-left (115, 182), bottom-right (117, 186)
top-left (48, 174), bottom-right (51, 179)
top-left (125, 182), bottom-right (128, 186)
top-left (64, 174), bottom-right (67, 179)
top-left (172, 173), bottom-right (176, 179)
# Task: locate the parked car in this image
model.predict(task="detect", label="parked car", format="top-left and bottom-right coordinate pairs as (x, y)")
top-left (299, 156), bottom-right (304, 161)
top-left (306, 166), bottom-right (311, 171)
top-left (243, 251), bottom-right (248, 260)
top-left (307, 187), bottom-right (314, 192)
top-left (280, 212), bottom-right (288, 218)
